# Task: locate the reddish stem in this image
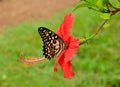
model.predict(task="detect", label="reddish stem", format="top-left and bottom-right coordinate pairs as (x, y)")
top-left (111, 8), bottom-right (120, 15)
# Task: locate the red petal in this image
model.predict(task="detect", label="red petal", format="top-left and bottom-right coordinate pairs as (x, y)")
top-left (64, 36), bottom-right (80, 62)
top-left (54, 67), bottom-right (58, 72)
top-left (54, 50), bottom-right (75, 79)
top-left (56, 13), bottom-right (74, 42)
top-left (58, 56), bottom-right (75, 79)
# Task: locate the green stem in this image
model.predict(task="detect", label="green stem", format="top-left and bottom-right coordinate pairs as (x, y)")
top-left (80, 34), bottom-right (95, 45)
top-left (80, 19), bottom-right (108, 45)
top-left (94, 19), bottom-right (108, 36)
top-left (80, 7), bottom-right (120, 46)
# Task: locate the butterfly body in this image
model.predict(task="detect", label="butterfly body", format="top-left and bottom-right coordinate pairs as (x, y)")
top-left (38, 27), bottom-right (66, 60)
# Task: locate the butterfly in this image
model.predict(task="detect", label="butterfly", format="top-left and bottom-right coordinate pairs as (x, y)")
top-left (38, 27), bottom-right (66, 60)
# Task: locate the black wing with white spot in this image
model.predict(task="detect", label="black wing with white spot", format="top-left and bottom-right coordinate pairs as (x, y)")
top-left (38, 27), bottom-right (66, 60)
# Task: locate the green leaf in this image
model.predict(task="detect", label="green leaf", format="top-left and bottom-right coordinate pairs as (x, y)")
top-left (109, 0), bottom-right (119, 7)
top-left (84, 0), bottom-right (97, 7)
top-left (73, 3), bottom-right (88, 12)
top-left (103, 0), bottom-right (109, 4)
top-left (100, 13), bottom-right (111, 19)
top-left (73, 1), bottom-right (100, 12)
top-left (96, 0), bottom-right (103, 9)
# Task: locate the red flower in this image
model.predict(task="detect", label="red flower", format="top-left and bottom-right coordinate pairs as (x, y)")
top-left (54, 13), bottom-right (80, 79)
top-left (19, 13), bottom-right (80, 79)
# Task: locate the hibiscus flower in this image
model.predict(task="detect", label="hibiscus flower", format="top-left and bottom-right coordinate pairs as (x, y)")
top-left (19, 13), bottom-right (80, 79)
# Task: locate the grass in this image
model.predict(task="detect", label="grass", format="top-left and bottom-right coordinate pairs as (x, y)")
top-left (0, 7), bottom-right (120, 87)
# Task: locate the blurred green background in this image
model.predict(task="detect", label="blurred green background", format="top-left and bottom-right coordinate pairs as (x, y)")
top-left (0, 1), bottom-right (120, 87)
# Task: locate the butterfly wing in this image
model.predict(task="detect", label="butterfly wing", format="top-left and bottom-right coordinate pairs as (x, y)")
top-left (38, 27), bottom-right (66, 60)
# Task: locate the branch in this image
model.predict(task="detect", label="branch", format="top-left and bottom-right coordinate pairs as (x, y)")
top-left (111, 8), bottom-right (120, 15)
top-left (80, 7), bottom-right (120, 45)
top-left (80, 19), bottom-right (108, 45)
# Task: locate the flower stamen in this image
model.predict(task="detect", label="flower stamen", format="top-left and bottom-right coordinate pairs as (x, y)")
top-left (19, 54), bottom-right (46, 64)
